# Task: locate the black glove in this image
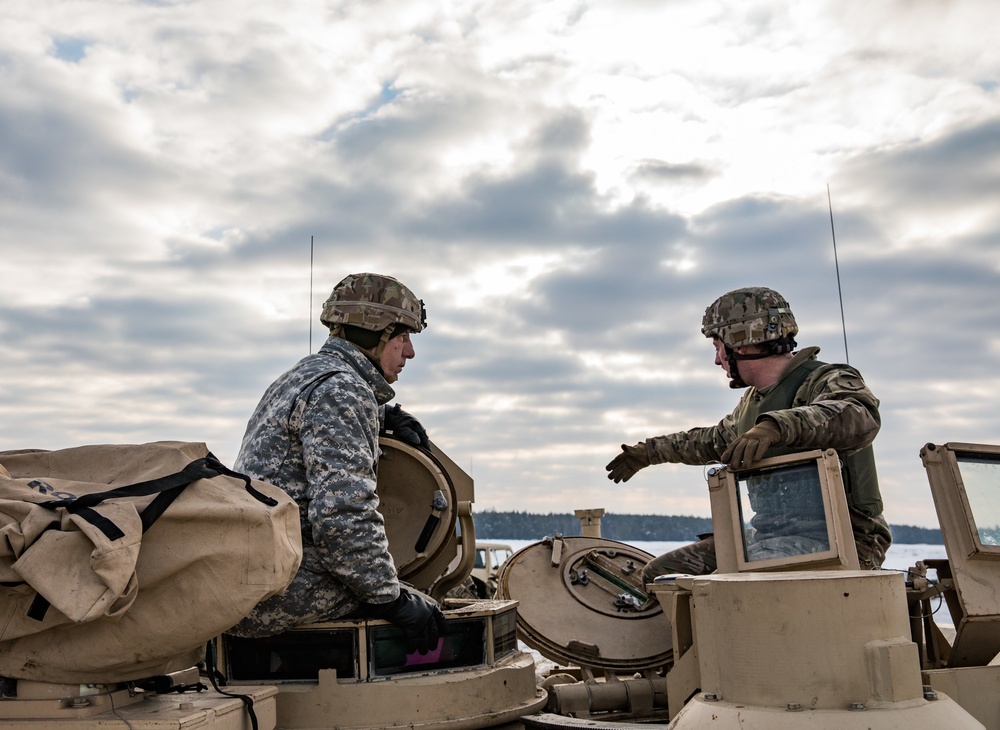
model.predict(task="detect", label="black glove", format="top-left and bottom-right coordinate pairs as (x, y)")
top-left (720, 419), bottom-right (782, 470)
top-left (363, 588), bottom-right (446, 655)
top-left (383, 404), bottom-right (430, 450)
top-left (606, 442), bottom-right (651, 483)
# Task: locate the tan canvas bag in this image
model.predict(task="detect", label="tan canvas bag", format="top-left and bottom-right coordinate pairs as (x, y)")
top-left (0, 441), bottom-right (302, 684)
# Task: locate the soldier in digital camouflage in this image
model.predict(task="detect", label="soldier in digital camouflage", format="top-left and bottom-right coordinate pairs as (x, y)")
top-left (226, 273), bottom-right (446, 655)
top-left (606, 286), bottom-right (892, 581)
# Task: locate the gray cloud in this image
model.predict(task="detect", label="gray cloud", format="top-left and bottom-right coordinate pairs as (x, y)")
top-left (3, 0), bottom-right (1000, 533)
top-left (838, 116), bottom-right (1000, 210)
top-left (629, 159), bottom-right (717, 184)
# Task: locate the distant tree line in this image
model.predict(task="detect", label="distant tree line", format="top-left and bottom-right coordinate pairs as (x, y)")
top-left (472, 509), bottom-right (942, 545)
top-left (889, 523), bottom-right (943, 545)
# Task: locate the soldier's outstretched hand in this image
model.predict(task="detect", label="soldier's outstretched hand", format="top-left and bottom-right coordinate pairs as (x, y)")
top-left (606, 442), bottom-right (651, 483)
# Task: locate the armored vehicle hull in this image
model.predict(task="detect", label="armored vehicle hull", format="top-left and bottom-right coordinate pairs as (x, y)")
top-left (505, 445), bottom-right (1000, 730)
top-left (6, 440), bottom-right (1000, 730)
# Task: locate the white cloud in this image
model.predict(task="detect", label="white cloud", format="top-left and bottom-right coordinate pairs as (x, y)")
top-left (2, 0), bottom-right (999, 536)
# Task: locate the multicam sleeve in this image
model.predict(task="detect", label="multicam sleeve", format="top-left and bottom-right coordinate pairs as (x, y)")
top-left (299, 376), bottom-right (400, 604)
top-left (645, 408), bottom-right (741, 466)
top-left (764, 364), bottom-right (881, 454)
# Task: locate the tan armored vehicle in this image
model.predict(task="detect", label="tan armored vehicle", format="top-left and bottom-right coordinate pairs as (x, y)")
top-left (4, 437), bottom-right (1000, 730)
top-left (471, 542), bottom-right (514, 598)
top-left (500, 442), bottom-right (1000, 729)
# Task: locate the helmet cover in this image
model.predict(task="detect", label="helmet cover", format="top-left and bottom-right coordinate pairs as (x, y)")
top-left (701, 287), bottom-right (797, 349)
top-left (321, 273), bottom-right (426, 333)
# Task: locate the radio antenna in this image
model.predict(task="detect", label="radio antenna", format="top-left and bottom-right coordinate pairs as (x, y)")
top-left (827, 185), bottom-right (850, 364)
top-left (309, 235), bottom-right (315, 354)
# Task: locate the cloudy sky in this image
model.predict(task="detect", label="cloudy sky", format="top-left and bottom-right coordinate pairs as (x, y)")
top-left (2, 0), bottom-right (998, 531)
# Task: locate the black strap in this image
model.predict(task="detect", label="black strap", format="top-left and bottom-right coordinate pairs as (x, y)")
top-left (39, 454), bottom-right (277, 540)
top-left (25, 454), bottom-right (277, 622)
top-left (202, 639), bottom-right (258, 730)
top-left (26, 594), bottom-right (50, 621)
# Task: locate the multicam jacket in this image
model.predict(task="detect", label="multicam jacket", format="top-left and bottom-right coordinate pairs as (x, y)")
top-left (647, 348), bottom-right (877, 463)
top-left (646, 347), bottom-right (891, 545)
top-left (233, 335), bottom-right (399, 632)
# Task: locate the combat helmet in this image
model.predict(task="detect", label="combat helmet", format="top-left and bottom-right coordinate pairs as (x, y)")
top-left (702, 286), bottom-right (797, 349)
top-left (321, 273), bottom-right (426, 334)
top-left (322, 273), bottom-right (426, 383)
top-left (703, 287), bottom-right (797, 389)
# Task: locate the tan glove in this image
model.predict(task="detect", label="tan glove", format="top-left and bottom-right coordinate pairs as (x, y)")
top-left (720, 420), bottom-right (782, 471)
top-left (606, 442), bottom-right (651, 483)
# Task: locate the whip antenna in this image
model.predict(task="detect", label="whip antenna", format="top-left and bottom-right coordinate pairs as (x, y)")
top-left (827, 185), bottom-right (850, 365)
top-left (309, 235), bottom-right (315, 354)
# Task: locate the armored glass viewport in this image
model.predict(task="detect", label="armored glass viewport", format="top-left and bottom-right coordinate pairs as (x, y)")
top-left (735, 460), bottom-right (831, 563)
top-left (708, 449), bottom-right (859, 573)
top-left (954, 451), bottom-right (1000, 549)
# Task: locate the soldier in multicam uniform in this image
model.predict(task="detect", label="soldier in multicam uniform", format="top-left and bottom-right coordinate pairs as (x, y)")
top-left (606, 286), bottom-right (892, 582)
top-left (227, 273), bottom-right (446, 654)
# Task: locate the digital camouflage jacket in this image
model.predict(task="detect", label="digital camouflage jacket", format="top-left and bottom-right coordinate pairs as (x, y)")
top-left (229, 336), bottom-right (398, 636)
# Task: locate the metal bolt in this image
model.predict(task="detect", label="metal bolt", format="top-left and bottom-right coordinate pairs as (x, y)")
top-left (848, 702), bottom-right (866, 711)
top-left (923, 685), bottom-right (938, 701)
top-left (703, 693), bottom-right (719, 702)
top-left (786, 703), bottom-right (802, 711)
top-left (70, 697), bottom-right (90, 708)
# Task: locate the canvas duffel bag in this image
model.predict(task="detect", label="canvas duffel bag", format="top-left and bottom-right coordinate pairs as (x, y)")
top-left (0, 440), bottom-right (302, 684)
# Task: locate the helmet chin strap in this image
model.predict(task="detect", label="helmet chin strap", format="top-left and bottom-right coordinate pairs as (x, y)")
top-left (725, 346), bottom-right (747, 389)
top-left (725, 346), bottom-right (773, 389)
top-left (373, 324), bottom-right (397, 383)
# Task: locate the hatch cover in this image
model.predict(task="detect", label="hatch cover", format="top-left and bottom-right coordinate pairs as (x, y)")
top-left (377, 437), bottom-right (456, 581)
top-left (497, 536), bottom-right (673, 672)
